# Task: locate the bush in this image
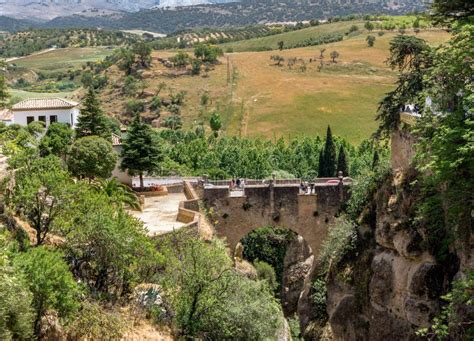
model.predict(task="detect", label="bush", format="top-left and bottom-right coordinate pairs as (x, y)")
top-left (318, 216), bottom-right (357, 271)
top-left (14, 247), bottom-right (81, 335)
top-left (67, 301), bottom-right (127, 340)
top-left (311, 277), bottom-right (327, 320)
top-left (254, 260), bottom-right (278, 291)
top-left (67, 136), bottom-right (118, 180)
top-left (161, 237), bottom-right (282, 339)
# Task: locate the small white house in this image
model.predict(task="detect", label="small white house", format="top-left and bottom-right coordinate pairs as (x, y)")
top-left (9, 98), bottom-right (80, 128)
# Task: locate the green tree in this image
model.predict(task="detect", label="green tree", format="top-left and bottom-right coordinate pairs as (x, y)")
top-left (14, 247), bottom-right (80, 337)
top-left (38, 122), bottom-right (74, 158)
top-left (0, 74), bottom-right (10, 109)
top-left (76, 88), bottom-right (111, 140)
top-left (277, 40), bottom-right (284, 51)
top-left (68, 136), bottom-right (117, 180)
top-left (125, 99), bottom-right (145, 115)
top-left (6, 156), bottom-right (74, 245)
top-left (366, 35), bottom-right (376, 47)
top-left (209, 111), bottom-right (222, 137)
top-left (194, 44), bottom-right (223, 63)
top-left (191, 58), bottom-right (202, 75)
top-left (337, 145), bottom-right (349, 176)
top-left (170, 52), bottom-right (190, 68)
top-left (132, 42), bottom-right (152, 68)
top-left (318, 149), bottom-right (325, 177)
top-left (375, 35), bottom-right (431, 137)
top-left (92, 178), bottom-right (140, 210)
top-left (0, 234), bottom-right (34, 340)
top-left (254, 260), bottom-right (278, 292)
top-left (61, 188), bottom-right (162, 297)
top-left (330, 50), bottom-right (340, 63)
top-left (322, 126), bottom-right (336, 177)
top-left (430, 0), bottom-right (473, 26)
top-left (161, 236), bottom-right (282, 339)
top-left (364, 21), bottom-right (375, 31)
top-left (120, 114), bottom-right (163, 189)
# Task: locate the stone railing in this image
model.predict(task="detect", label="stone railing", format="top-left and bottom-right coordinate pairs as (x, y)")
top-left (177, 181), bottom-right (201, 231)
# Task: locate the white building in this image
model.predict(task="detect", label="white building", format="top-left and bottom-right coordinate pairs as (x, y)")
top-left (7, 98), bottom-right (80, 128)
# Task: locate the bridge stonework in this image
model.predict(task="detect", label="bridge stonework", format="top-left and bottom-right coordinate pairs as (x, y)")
top-left (203, 182), bottom-right (350, 258)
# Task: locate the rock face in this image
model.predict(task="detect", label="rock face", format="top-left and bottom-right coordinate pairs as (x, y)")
top-left (282, 236), bottom-right (313, 317)
top-left (325, 169), bottom-right (468, 340)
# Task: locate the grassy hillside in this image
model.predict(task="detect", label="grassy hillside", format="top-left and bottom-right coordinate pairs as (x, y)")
top-left (12, 47), bottom-right (113, 74)
top-left (221, 21), bottom-right (361, 52)
top-left (6, 25), bottom-right (450, 144)
top-left (93, 27), bottom-right (449, 144)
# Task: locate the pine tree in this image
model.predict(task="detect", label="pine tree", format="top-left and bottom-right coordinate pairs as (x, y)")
top-left (120, 113), bottom-right (163, 189)
top-left (0, 74), bottom-right (10, 109)
top-left (318, 149), bottom-right (325, 177)
top-left (75, 88), bottom-right (110, 140)
top-left (322, 126), bottom-right (336, 177)
top-left (337, 145), bottom-right (349, 176)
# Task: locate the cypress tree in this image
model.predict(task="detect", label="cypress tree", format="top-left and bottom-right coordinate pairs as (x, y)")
top-left (337, 145), bottom-right (349, 176)
top-left (120, 113), bottom-right (163, 189)
top-left (322, 125), bottom-right (336, 177)
top-left (372, 150), bottom-right (380, 170)
top-left (76, 88), bottom-right (111, 140)
top-left (318, 149), bottom-right (325, 177)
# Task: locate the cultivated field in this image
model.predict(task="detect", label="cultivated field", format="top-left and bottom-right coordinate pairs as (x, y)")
top-left (12, 47), bottom-right (113, 74)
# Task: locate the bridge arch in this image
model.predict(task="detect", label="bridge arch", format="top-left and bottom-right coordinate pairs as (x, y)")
top-left (202, 179), bottom-right (350, 259)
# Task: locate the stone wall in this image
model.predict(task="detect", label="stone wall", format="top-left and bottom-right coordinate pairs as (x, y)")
top-left (391, 125), bottom-right (416, 171)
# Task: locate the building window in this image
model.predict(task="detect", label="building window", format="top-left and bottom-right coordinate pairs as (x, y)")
top-left (39, 116), bottom-right (46, 123)
top-left (27, 116), bottom-right (34, 125)
top-left (50, 115), bottom-right (58, 124)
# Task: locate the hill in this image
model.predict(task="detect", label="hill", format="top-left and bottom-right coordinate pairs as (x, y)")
top-left (4, 21), bottom-right (449, 144)
top-left (94, 26), bottom-right (449, 144)
top-left (0, 0), bottom-right (426, 33)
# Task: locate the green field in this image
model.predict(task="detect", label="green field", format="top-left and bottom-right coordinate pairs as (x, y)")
top-left (221, 21), bottom-right (361, 52)
top-left (12, 47), bottom-right (113, 74)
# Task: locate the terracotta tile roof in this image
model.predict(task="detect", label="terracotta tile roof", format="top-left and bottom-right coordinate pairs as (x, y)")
top-left (12, 98), bottom-right (79, 110)
top-left (0, 109), bottom-right (13, 121)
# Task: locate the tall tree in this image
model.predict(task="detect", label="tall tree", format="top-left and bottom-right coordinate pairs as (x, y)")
top-left (337, 145), bottom-right (349, 176)
top-left (120, 113), bottom-right (163, 188)
top-left (0, 74), bottom-right (10, 109)
top-left (322, 126), bottom-right (337, 177)
top-left (76, 88), bottom-right (111, 140)
top-left (318, 149), bottom-right (325, 177)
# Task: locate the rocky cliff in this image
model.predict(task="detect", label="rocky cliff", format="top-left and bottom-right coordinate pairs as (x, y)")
top-left (323, 169), bottom-right (472, 340)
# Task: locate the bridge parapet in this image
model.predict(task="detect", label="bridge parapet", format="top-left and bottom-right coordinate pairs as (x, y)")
top-left (202, 178), bottom-right (351, 257)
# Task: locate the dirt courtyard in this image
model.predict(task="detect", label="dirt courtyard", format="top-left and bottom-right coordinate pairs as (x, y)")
top-left (130, 193), bottom-right (187, 235)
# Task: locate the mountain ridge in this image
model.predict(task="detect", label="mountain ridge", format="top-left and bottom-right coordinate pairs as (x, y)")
top-left (0, 0), bottom-right (426, 34)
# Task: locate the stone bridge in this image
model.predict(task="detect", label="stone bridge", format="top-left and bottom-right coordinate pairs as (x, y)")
top-left (202, 178), bottom-right (351, 258)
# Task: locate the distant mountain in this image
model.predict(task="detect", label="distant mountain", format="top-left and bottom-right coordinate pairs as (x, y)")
top-left (0, 0), bottom-right (426, 34)
top-left (0, 0), bottom-right (235, 21)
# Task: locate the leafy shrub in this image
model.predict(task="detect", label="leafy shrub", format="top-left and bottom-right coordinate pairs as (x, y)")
top-left (318, 216), bottom-right (357, 271)
top-left (67, 301), bottom-right (127, 340)
top-left (311, 277), bottom-right (327, 320)
top-left (254, 260), bottom-right (278, 291)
